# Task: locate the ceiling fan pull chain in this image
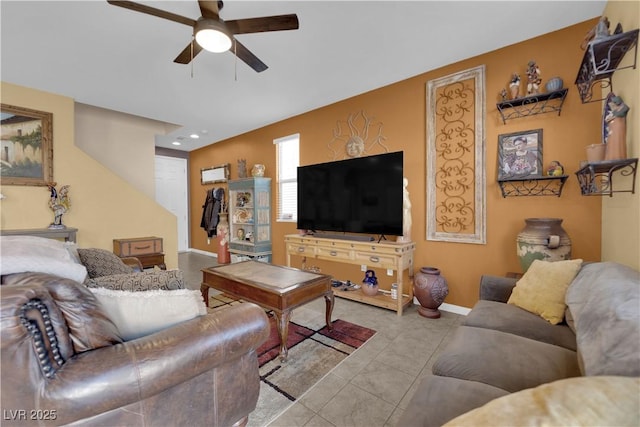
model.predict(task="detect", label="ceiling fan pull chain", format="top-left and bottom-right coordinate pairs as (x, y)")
top-left (234, 39), bottom-right (237, 82)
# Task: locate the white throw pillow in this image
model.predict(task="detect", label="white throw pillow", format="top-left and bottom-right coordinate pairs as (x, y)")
top-left (0, 236), bottom-right (88, 282)
top-left (89, 287), bottom-right (207, 341)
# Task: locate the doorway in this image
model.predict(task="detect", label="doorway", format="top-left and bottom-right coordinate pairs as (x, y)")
top-left (155, 155), bottom-right (189, 252)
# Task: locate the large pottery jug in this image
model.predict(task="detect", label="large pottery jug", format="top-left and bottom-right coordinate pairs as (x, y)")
top-left (413, 267), bottom-right (448, 319)
top-left (516, 218), bottom-right (571, 272)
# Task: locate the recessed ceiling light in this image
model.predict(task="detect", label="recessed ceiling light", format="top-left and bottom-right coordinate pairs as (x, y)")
top-left (190, 134), bottom-right (200, 139)
top-left (172, 141), bottom-right (181, 146)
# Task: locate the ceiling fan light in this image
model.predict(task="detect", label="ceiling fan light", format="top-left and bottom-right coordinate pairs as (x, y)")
top-left (195, 19), bottom-right (231, 53)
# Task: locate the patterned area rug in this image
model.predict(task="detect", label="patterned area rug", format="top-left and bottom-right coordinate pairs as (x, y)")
top-left (208, 293), bottom-right (376, 423)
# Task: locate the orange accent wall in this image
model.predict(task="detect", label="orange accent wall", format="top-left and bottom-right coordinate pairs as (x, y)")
top-left (190, 19), bottom-right (605, 309)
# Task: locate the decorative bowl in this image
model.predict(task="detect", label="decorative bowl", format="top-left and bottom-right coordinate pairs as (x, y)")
top-left (545, 77), bottom-right (563, 92)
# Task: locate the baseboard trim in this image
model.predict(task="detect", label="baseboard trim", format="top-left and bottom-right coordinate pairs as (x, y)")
top-left (439, 302), bottom-right (471, 316)
top-left (411, 298), bottom-right (471, 316)
top-left (187, 248), bottom-right (217, 258)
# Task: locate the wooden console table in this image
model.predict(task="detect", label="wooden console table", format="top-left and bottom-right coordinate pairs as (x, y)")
top-left (0, 227), bottom-right (78, 242)
top-left (285, 234), bottom-right (415, 316)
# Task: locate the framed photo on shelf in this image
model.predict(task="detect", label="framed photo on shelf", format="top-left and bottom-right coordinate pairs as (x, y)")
top-left (0, 104), bottom-right (53, 186)
top-left (497, 129), bottom-right (543, 180)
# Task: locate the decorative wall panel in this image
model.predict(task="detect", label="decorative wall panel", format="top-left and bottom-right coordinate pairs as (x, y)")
top-left (426, 66), bottom-right (486, 244)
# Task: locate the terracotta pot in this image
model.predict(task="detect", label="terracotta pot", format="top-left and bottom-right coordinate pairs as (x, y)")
top-left (516, 218), bottom-right (571, 273)
top-left (586, 144), bottom-right (606, 162)
top-left (413, 267), bottom-right (448, 319)
top-left (216, 213), bottom-right (231, 264)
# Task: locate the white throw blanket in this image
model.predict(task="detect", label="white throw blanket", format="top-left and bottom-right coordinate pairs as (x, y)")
top-left (0, 235), bottom-right (88, 283)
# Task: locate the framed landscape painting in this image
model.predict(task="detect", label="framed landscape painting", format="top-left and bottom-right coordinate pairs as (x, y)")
top-left (497, 129), bottom-right (543, 180)
top-left (0, 104), bottom-right (53, 186)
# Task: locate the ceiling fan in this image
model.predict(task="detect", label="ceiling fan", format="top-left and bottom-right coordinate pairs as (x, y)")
top-left (107, 0), bottom-right (299, 72)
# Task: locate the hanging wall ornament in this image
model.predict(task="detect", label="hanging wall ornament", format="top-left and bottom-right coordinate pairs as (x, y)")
top-left (327, 110), bottom-right (389, 160)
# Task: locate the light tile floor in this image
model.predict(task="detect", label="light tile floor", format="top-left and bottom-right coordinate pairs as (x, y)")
top-left (179, 252), bottom-right (464, 427)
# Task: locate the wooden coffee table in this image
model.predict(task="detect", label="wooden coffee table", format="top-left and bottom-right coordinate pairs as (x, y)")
top-left (201, 261), bottom-right (334, 362)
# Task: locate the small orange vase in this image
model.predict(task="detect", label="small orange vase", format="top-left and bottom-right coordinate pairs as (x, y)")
top-left (217, 213), bottom-right (231, 264)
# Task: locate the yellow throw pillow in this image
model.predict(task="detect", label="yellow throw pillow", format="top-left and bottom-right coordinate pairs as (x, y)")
top-left (507, 259), bottom-right (582, 324)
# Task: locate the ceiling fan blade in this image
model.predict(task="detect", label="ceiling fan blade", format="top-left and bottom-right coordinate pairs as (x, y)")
top-left (174, 41), bottom-right (204, 64)
top-left (225, 14), bottom-right (299, 35)
top-left (198, 0), bottom-right (221, 19)
top-left (107, 1), bottom-right (196, 27)
top-left (232, 39), bottom-right (268, 72)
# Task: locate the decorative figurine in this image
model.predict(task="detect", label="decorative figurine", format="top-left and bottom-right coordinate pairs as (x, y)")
top-left (546, 161), bottom-right (564, 176)
top-left (47, 183), bottom-right (71, 229)
top-left (526, 61), bottom-right (542, 95)
top-left (362, 269), bottom-right (378, 286)
top-left (594, 16), bottom-right (611, 39)
top-left (509, 73), bottom-right (521, 99)
top-left (237, 159), bottom-right (248, 178)
top-left (604, 94), bottom-right (630, 160)
top-left (361, 269), bottom-right (379, 296)
top-left (499, 88), bottom-right (508, 101)
top-left (581, 16), bottom-right (611, 49)
top-left (397, 177), bottom-right (412, 243)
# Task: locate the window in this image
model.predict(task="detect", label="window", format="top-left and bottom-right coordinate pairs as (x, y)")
top-left (274, 134), bottom-right (299, 222)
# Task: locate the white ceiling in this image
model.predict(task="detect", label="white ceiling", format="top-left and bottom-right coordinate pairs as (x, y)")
top-left (1, 1), bottom-right (606, 151)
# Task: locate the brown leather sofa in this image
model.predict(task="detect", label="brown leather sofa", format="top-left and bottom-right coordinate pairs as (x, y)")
top-left (1, 271), bottom-right (270, 427)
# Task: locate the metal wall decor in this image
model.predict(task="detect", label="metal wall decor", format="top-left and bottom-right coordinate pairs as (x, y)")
top-left (327, 110), bottom-right (389, 160)
top-left (426, 65), bottom-right (486, 244)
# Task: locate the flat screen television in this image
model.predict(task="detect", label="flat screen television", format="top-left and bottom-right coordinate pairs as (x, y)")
top-left (297, 151), bottom-right (403, 237)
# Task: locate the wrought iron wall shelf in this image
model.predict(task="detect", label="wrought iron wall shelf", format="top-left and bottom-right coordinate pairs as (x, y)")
top-left (496, 89), bottom-right (568, 124)
top-left (575, 29), bottom-right (638, 103)
top-left (497, 176), bottom-right (568, 197)
top-left (575, 158), bottom-right (637, 196)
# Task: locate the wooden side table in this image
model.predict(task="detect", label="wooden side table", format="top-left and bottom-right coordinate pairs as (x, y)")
top-left (113, 236), bottom-right (166, 270)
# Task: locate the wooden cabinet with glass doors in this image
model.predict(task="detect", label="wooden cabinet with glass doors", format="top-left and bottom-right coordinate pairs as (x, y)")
top-left (228, 177), bottom-right (272, 262)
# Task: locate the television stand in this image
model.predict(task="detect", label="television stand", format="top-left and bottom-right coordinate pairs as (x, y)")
top-left (285, 234), bottom-right (415, 316)
top-left (308, 232), bottom-right (374, 242)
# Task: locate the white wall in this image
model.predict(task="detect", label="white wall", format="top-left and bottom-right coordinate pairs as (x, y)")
top-left (74, 103), bottom-right (176, 199)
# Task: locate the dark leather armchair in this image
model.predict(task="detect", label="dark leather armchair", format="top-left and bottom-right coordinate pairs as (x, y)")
top-left (1, 272), bottom-right (269, 426)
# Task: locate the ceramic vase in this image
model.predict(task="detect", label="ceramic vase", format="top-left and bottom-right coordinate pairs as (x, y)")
top-left (216, 213), bottom-right (231, 264)
top-left (361, 283), bottom-right (379, 296)
top-left (361, 269), bottom-right (379, 296)
top-left (516, 218), bottom-right (571, 273)
top-left (251, 164), bottom-right (265, 177)
top-left (545, 77), bottom-right (563, 92)
top-left (413, 267), bottom-right (448, 319)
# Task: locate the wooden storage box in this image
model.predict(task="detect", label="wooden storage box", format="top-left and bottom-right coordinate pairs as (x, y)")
top-left (113, 237), bottom-right (163, 257)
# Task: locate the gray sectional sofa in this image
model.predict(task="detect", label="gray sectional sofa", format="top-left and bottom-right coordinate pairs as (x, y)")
top-left (398, 261), bottom-right (640, 426)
